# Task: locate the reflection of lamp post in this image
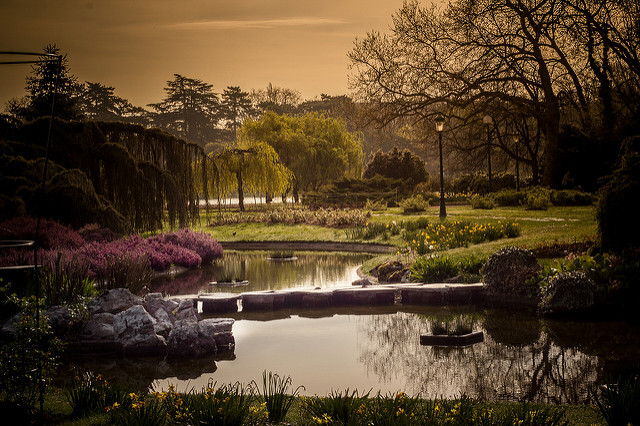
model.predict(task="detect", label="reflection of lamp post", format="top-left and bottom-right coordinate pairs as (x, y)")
top-left (513, 135), bottom-right (520, 191)
top-left (483, 115), bottom-right (493, 193)
top-left (435, 114), bottom-right (446, 219)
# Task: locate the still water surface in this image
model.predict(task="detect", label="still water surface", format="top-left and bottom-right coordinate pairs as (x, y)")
top-left (61, 252), bottom-right (640, 403)
top-left (150, 251), bottom-right (372, 295)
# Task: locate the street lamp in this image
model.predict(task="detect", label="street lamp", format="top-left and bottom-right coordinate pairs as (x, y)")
top-left (483, 115), bottom-right (493, 193)
top-left (513, 134), bottom-right (520, 191)
top-left (435, 114), bottom-right (446, 219)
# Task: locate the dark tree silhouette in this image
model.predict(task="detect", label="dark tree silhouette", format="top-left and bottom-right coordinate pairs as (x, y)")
top-left (363, 147), bottom-right (428, 186)
top-left (8, 44), bottom-right (83, 121)
top-left (148, 74), bottom-right (220, 146)
top-left (221, 86), bottom-right (254, 139)
top-left (79, 82), bottom-right (148, 124)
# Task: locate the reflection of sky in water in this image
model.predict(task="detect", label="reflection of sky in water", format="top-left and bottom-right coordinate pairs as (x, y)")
top-left (151, 251), bottom-right (372, 296)
top-left (151, 309), bottom-right (640, 402)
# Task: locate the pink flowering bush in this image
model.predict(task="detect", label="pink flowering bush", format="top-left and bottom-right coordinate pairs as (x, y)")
top-left (151, 229), bottom-right (223, 264)
top-left (0, 216), bottom-right (85, 249)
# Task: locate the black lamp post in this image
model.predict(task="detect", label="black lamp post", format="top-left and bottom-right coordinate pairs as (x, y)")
top-left (435, 114), bottom-right (446, 219)
top-left (513, 135), bottom-right (520, 191)
top-left (483, 115), bottom-right (493, 193)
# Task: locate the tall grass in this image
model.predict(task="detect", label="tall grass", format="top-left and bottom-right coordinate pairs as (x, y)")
top-left (256, 371), bottom-right (304, 423)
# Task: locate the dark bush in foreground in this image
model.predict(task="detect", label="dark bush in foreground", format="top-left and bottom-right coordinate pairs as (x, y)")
top-left (481, 247), bottom-right (541, 298)
top-left (597, 136), bottom-right (640, 252)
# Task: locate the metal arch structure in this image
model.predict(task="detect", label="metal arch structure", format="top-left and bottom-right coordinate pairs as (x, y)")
top-left (0, 50), bottom-right (62, 415)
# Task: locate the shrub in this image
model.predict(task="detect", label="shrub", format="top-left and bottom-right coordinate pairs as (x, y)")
top-left (0, 216), bottom-right (85, 249)
top-left (481, 247), bottom-right (542, 297)
top-left (492, 189), bottom-right (528, 206)
top-left (39, 250), bottom-right (96, 306)
top-left (256, 371), bottom-right (304, 423)
top-left (411, 255), bottom-right (458, 283)
top-left (550, 189), bottom-right (595, 206)
top-left (65, 372), bottom-right (126, 418)
top-left (152, 229), bottom-right (222, 264)
top-left (469, 194), bottom-right (495, 209)
top-left (301, 389), bottom-right (369, 425)
top-left (0, 295), bottom-right (64, 413)
top-left (452, 171), bottom-right (516, 193)
top-left (458, 254), bottom-right (488, 275)
top-left (399, 194), bottom-right (429, 212)
top-left (524, 187), bottom-right (552, 210)
top-left (540, 271), bottom-right (597, 314)
top-left (592, 376), bottom-right (640, 426)
top-left (597, 136), bottom-right (640, 252)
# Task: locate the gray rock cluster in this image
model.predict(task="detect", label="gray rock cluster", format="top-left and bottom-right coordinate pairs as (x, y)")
top-left (81, 288), bottom-right (234, 357)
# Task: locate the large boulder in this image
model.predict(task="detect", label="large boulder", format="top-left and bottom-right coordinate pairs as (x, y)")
top-left (167, 319), bottom-right (217, 357)
top-left (143, 293), bottom-right (179, 323)
top-left (199, 318), bottom-right (235, 349)
top-left (540, 271), bottom-right (597, 314)
top-left (174, 299), bottom-right (199, 322)
top-left (88, 288), bottom-right (143, 315)
top-left (481, 247), bottom-right (542, 298)
top-left (82, 312), bottom-right (116, 340)
top-left (113, 305), bottom-right (166, 356)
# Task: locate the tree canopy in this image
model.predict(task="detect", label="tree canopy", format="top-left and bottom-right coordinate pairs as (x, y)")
top-left (239, 111), bottom-right (364, 198)
top-left (363, 147), bottom-right (428, 186)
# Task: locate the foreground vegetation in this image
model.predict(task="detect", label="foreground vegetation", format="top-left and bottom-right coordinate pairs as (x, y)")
top-left (12, 372), bottom-right (615, 425)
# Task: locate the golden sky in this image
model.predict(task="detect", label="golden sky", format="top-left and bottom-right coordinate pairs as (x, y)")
top-left (0, 0), bottom-right (407, 109)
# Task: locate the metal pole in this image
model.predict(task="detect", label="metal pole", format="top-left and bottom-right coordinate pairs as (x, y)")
top-left (515, 140), bottom-right (520, 191)
top-left (438, 132), bottom-right (446, 219)
top-left (487, 125), bottom-right (492, 193)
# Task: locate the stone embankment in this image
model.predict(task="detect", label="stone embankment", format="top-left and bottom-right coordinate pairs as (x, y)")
top-left (198, 282), bottom-right (485, 314)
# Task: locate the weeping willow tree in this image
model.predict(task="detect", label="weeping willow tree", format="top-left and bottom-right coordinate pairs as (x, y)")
top-left (2, 118), bottom-right (208, 232)
top-left (208, 140), bottom-right (292, 211)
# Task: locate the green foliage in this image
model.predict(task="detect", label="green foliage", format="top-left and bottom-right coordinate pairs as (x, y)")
top-left (65, 372), bottom-right (126, 418)
top-left (399, 194), bottom-right (429, 213)
top-left (491, 189), bottom-right (528, 207)
top-left (411, 255), bottom-right (459, 282)
top-left (524, 187), bottom-right (552, 210)
top-left (185, 381), bottom-right (255, 426)
top-left (469, 195), bottom-right (495, 210)
top-left (304, 176), bottom-right (403, 208)
top-left (363, 147), bottom-right (429, 186)
top-left (0, 294), bottom-right (64, 413)
top-left (451, 172), bottom-right (516, 194)
top-left (94, 253), bottom-right (154, 294)
top-left (458, 254), bottom-right (489, 275)
top-left (256, 371), bottom-right (304, 423)
top-left (592, 376), bottom-right (640, 426)
top-left (301, 389), bottom-right (369, 426)
top-left (362, 392), bottom-right (423, 426)
top-left (41, 251), bottom-right (96, 307)
top-left (597, 135), bottom-right (640, 252)
top-left (108, 391), bottom-right (167, 426)
top-left (209, 207), bottom-right (370, 228)
top-left (239, 111), bottom-right (364, 194)
top-left (403, 221), bottom-right (520, 255)
top-left (429, 314), bottom-right (476, 336)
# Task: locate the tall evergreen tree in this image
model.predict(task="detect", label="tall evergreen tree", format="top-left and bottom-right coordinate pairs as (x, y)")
top-left (79, 82), bottom-right (148, 124)
top-left (8, 44), bottom-right (82, 121)
top-left (221, 86), bottom-right (254, 140)
top-left (148, 74), bottom-right (220, 146)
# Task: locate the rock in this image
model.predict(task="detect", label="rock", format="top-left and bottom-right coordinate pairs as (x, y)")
top-left (199, 318), bottom-right (235, 349)
top-left (113, 305), bottom-right (166, 356)
top-left (373, 261), bottom-right (409, 283)
top-left (88, 288), bottom-right (143, 315)
top-left (151, 308), bottom-right (173, 338)
top-left (0, 312), bottom-right (20, 337)
top-left (82, 312), bottom-right (116, 341)
top-left (144, 293), bottom-right (179, 324)
top-left (352, 278), bottom-right (373, 286)
top-left (174, 299), bottom-right (199, 322)
top-left (167, 319), bottom-right (217, 357)
top-left (200, 294), bottom-right (240, 314)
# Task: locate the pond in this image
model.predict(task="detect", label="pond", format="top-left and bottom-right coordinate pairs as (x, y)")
top-left (61, 305), bottom-right (640, 403)
top-left (150, 251), bottom-right (373, 296)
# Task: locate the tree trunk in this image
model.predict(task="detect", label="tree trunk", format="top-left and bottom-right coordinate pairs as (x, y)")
top-left (236, 170), bottom-right (245, 212)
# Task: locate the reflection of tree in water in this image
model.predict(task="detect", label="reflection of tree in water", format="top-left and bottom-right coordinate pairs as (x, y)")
top-left (355, 310), bottom-right (623, 404)
top-left (152, 252), bottom-right (371, 295)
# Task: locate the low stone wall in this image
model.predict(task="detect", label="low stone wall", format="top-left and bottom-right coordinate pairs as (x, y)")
top-left (199, 282), bottom-right (487, 314)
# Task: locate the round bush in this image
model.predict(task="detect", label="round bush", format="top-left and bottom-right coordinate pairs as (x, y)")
top-left (481, 246), bottom-right (541, 297)
top-left (540, 271), bottom-right (597, 314)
